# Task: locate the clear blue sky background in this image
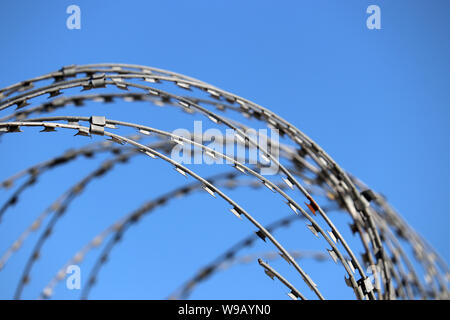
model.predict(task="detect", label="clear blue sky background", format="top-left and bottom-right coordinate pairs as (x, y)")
top-left (0, 1), bottom-right (449, 299)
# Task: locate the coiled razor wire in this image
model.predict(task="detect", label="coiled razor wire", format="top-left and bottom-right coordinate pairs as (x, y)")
top-left (0, 64), bottom-right (448, 300)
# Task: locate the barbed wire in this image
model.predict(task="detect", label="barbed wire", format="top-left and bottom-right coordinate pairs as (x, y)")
top-left (2, 120), bottom-right (327, 300)
top-left (0, 132), bottom-right (320, 275)
top-left (0, 71), bottom-right (375, 297)
top-left (0, 63), bottom-right (447, 300)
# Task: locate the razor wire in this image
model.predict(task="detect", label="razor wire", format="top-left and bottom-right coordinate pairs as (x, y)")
top-left (1, 72), bottom-right (376, 298)
top-left (0, 63), bottom-right (448, 300)
top-left (0, 135), bottom-right (334, 299)
top-left (2, 120), bottom-right (327, 300)
top-left (0, 70), bottom-right (442, 298)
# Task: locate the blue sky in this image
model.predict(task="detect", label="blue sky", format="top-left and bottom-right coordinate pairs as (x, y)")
top-left (0, 1), bottom-right (449, 299)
